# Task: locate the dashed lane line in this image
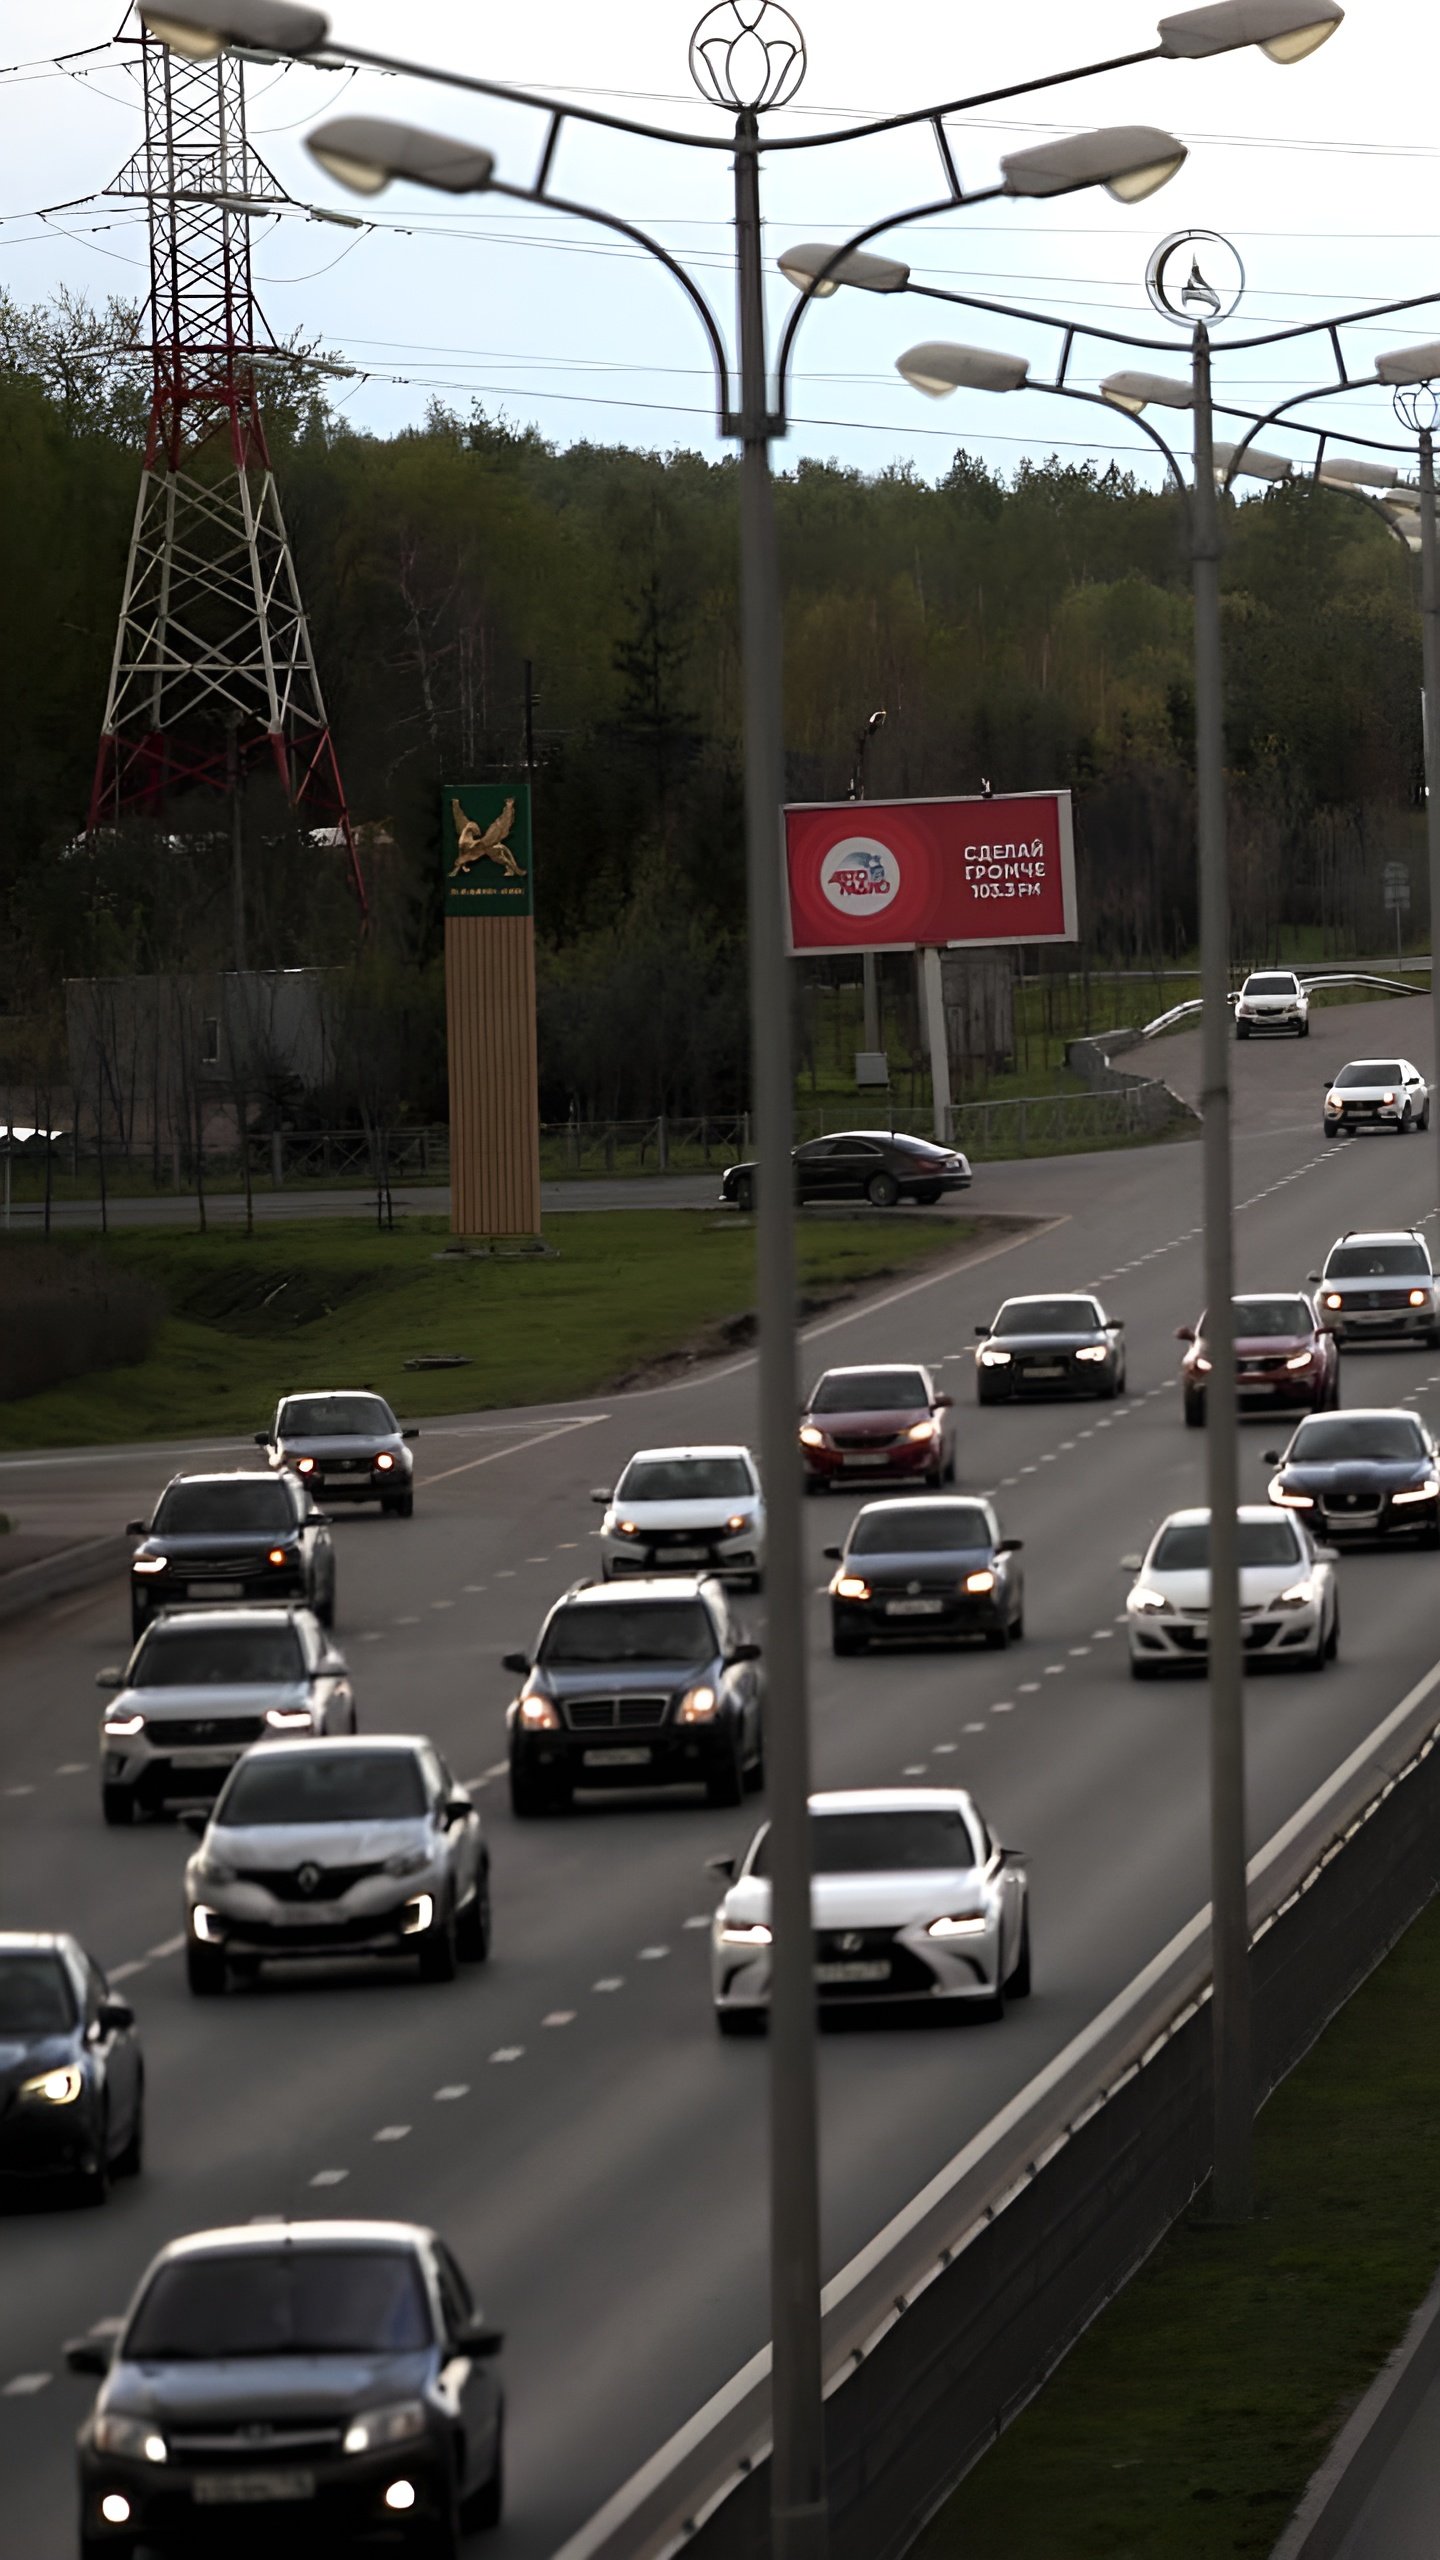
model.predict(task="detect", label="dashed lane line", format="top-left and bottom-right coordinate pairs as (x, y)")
top-left (489, 2046), bottom-right (525, 2064)
top-left (374, 2125), bottom-right (410, 2142)
top-left (2, 2375), bottom-right (51, 2397)
top-left (434, 2084), bottom-right (469, 2102)
top-left (310, 2168), bottom-right (348, 2187)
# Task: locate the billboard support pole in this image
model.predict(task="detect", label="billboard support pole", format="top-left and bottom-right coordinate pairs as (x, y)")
top-left (921, 947), bottom-right (952, 1142)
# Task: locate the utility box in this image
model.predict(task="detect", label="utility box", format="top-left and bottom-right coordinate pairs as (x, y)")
top-left (854, 1051), bottom-right (890, 1087)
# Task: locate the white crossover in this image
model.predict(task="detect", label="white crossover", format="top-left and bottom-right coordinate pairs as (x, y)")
top-left (594, 1446), bottom-right (765, 1587)
top-left (1234, 969), bottom-right (1309, 1037)
top-left (1322, 1058), bottom-right (1429, 1137)
top-left (1124, 1505), bottom-right (1338, 1679)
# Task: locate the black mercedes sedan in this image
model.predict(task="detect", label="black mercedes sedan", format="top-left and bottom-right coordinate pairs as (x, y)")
top-left (975, 1294), bottom-right (1125, 1402)
top-left (1266, 1407), bottom-right (1440, 1544)
top-left (0, 1933), bottom-right (143, 2205)
top-left (825, 1496), bottom-right (1023, 1653)
top-left (127, 1473), bottom-right (336, 1643)
top-left (257, 1389), bottom-right (419, 1517)
top-left (721, 1129), bottom-right (971, 1213)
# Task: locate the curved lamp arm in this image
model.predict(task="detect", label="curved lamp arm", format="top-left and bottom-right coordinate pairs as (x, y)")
top-left (1221, 376), bottom-right (1410, 492)
top-left (772, 189), bottom-right (1000, 424)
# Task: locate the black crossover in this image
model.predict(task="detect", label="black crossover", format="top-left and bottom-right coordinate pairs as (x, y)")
top-left (128, 1472), bottom-right (336, 1643)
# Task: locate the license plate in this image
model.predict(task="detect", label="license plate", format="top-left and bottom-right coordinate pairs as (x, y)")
top-left (170, 1749), bottom-right (237, 1769)
top-left (815, 1959), bottom-right (891, 1984)
top-left (192, 2471), bottom-right (315, 2506)
top-left (1027, 1363), bottom-right (1065, 1378)
top-left (188, 1580), bottom-right (245, 1599)
top-left (582, 1745), bottom-right (652, 1767)
top-left (886, 1598), bottom-right (944, 1616)
top-left (662, 1548), bottom-right (705, 1564)
top-left (842, 1452), bottom-right (883, 1466)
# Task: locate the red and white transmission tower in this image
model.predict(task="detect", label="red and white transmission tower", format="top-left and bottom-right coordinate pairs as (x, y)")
top-left (90, 28), bottom-right (365, 911)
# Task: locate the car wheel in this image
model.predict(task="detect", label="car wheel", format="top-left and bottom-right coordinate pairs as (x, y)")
top-left (1421, 1103), bottom-right (1432, 1131)
top-left (457, 1871), bottom-right (491, 1963)
top-left (130, 1608), bottom-right (149, 1645)
top-left (78, 2107), bottom-right (111, 2208)
top-left (1183, 1392), bottom-right (1205, 1429)
top-left (1130, 1656), bottom-right (1163, 1681)
top-left (832, 1627), bottom-right (866, 1656)
top-left (743, 1733), bottom-right (766, 1792)
top-left (1099, 1370), bottom-right (1120, 1400)
top-left (977, 1382), bottom-right (999, 1406)
top-left (705, 1739), bottom-right (745, 1809)
top-left (509, 1765), bottom-right (558, 1819)
top-left (462, 2433), bottom-right (504, 2532)
top-left (112, 2075), bottom-right (144, 2179)
top-left (316, 1583), bottom-right (335, 1629)
top-left (1236, 1023), bottom-right (1250, 1039)
top-left (717, 2007), bottom-right (766, 2037)
top-left (912, 1183), bottom-right (942, 1205)
top-left (186, 1942), bottom-right (226, 1998)
top-left (1399, 1106), bottom-right (1413, 1135)
top-left (1323, 1122), bottom-right (1339, 1137)
top-left (412, 2482), bottom-right (462, 2560)
top-left (396, 1491), bottom-right (414, 1518)
top-left (984, 1623), bottom-right (1009, 1652)
top-left (418, 1900), bottom-right (459, 1983)
top-left (1011, 1602), bottom-right (1025, 1641)
top-left (1325, 1604), bottom-right (1340, 1661)
top-left (1299, 1019), bottom-right (1310, 1037)
top-left (865, 1171), bottom-right (900, 1208)
top-left (82, 2535), bottom-right (137, 2560)
top-left (733, 1173), bottom-right (754, 1213)
top-left (101, 1786), bottom-right (135, 1829)
top-left (1008, 1914), bottom-right (1032, 1999)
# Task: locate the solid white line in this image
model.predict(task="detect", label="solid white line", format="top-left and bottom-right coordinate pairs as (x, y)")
top-left (420, 1413), bottom-right (607, 1489)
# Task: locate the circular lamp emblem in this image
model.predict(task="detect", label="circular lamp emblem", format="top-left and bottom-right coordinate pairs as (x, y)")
top-left (1145, 230), bottom-right (1245, 328)
top-left (689, 2), bottom-right (806, 111)
top-left (819, 836), bottom-right (900, 918)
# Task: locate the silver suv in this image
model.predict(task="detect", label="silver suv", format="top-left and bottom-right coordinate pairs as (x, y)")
top-left (1310, 1230), bottom-right (1440, 1345)
top-left (97, 1607), bottom-right (356, 1828)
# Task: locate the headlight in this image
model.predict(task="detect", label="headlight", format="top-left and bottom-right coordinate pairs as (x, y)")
top-left (978, 1348), bottom-right (1011, 1367)
top-left (374, 1451), bottom-right (395, 1471)
top-left (1268, 1480), bottom-right (1314, 1507)
top-left (1393, 1479), bottom-right (1440, 1504)
top-left (342, 2400), bottom-right (428, 2457)
top-left (516, 1694), bottom-right (560, 1729)
top-left (20, 2063), bottom-right (83, 2105)
top-left (612, 1518), bottom-right (641, 1538)
top-left (1325, 1094), bottom-right (1342, 1112)
top-left (834, 1575), bottom-right (871, 1600)
top-left (719, 1920), bottom-right (772, 1946)
top-left (103, 1712), bottom-right (146, 1737)
top-left (400, 1894), bottom-right (434, 1936)
top-left (678, 1683), bottom-right (719, 1722)
top-left (1284, 1351), bottom-right (1314, 1370)
top-left (1275, 1579), bottom-right (1317, 1609)
top-left (906, 1419), bottom-right (938, 1441)
top-left (1381, 1090), bottom-right (1397, 1106)
top-left (798, 1425), bottom-right (825, 1448)
top-left (294, 1455), bottom-right (316, 1474)
top-left (131, 1556), bottom-right (168, 1576)
top-left (963, 1568), bottom-right (996, 1594)
top-left (1129, 1586), bottom-right (1171, 1614)
top-left (724, 1513), bottom-right (751, 1534)
top-left (385, 1845), bottom-right (429, 1876)
top-left (1323, 1292), bottom-right (1343, 1310)
top-left (93, 2415), bottom-right (168, 2463)
top-left (191, 1904), bottom-right (224, 1942)
top-left (926, 1910), bottom-right (988, 1938)
top-left (264, 1705), bottom-right (313, 1729)
top-left (1192, 1356), bottom-right (1213, 1374)
top-left (266, 1545), bottom-right (292, 1567)
top-left (1408, 1289), bottom-right (1429, 1308)
top-left (193, 1851), bottom-right (235, 1884)
top-left (1074, 1345), bottom-right (1108, 1363)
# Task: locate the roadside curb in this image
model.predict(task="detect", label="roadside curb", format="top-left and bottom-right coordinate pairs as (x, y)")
top-left (1270, 2259), bottom-right (1440, 2559)
top-left (0, 1533), bottom-right (128, 1627)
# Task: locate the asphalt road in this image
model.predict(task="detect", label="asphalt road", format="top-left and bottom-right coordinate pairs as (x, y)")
top-left (3, 996), bottom-right (1440, 2560)
top-left (1335, 2355), bottom-right (1440, 2556)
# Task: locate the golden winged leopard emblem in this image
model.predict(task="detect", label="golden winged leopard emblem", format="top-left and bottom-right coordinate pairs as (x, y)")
top-left (450, 796), bottom-right (524, 880)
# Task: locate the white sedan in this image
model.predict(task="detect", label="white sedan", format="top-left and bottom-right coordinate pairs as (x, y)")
top-left (1234, 969), bottom-right (1309, 1038)
top-left (1322, 1058), bottom-right (1430, 1137)
top-left (593, 1445), bottom-right (765, 1587)
top-left (710, 1787), bottom-right (1030, 2031)
top-left (1123, 1504), bottom-right (1338, 1680)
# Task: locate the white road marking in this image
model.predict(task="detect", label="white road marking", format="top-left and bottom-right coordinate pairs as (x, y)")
top-left (543, 2011), bottom-right (577, 2028)
top-left (683, 1914), bottom-right (710, 1929)
top-left (2, 2374), bottom-right (51, 2397)
top-left (5, 1786), bottom-right (34, 1798)
top-left (526, 1555), bottom-right (549, 1564)
top-left (361, 1632), bottom-right (383, 1642)
top-left (490, 2046), bottom-right (525, 2063)
top-left (638, 1945), bottom-right (669, 1961)
top-left (933, 1741), bottom-right (958, 1754)
top-left (1017, 1681), bottom-right (1040, 1694)
top-left (55, 1763), bottom-right (86, 1776)
top-left (593, 1977), bottom-right (624, 1992)
top-left (420, 1414), bottom-right (608, 1490)
top-left (495, 1570), bottom-right (515, 1579)
top-left (434, 2085), bottom-right (469, 2102)
top-left (990, 1703), bottom-right (1014, 1715)
top-left (146, 1935), bottom-right (184, 1960)
top-left (374, 2124), bottom-right (410, 2142)
top-left (108, 1961), bottom-right (146, 1983)
top-left (310, 2168), bottom-right (348, 2187)
top-left (394, 1614), bottom-right (421, 1625)
top-left (1092, 1629), bottom-right (1114, 1640)
top-left (902, 1763), bottom-right (927, 1775)
top-left (1043, 1664), bottom-right (1065, 1676)
top-left (430, 1599), bottom-right (454, 1610)
top-left (464, 1583), bottom-right (487, 1592)
top-left (963, 1721), bottom-right (985, 1733)
top-left (1069, 1646), bottom-right (1091, 1657)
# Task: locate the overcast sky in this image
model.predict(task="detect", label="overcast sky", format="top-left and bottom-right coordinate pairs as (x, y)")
top-left (2, 2), bottom-right (1436, 485)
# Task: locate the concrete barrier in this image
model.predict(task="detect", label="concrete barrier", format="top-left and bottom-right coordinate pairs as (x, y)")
top-left (0, 1533), bottom-right (128, 1626)
top-left (1268, 2262), bottom-right (1440, 2559)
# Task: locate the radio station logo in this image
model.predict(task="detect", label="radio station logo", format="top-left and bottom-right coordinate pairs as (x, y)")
top-left (819, 836), bottom-right (900, 916)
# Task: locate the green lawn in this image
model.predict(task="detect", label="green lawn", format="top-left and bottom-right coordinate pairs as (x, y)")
top-left (0, 1210), bottom-right (979, 1451)
top-left (915, 1893), bottom-right (1440, 2560)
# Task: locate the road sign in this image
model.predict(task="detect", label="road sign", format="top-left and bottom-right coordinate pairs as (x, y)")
top-left (1383, 860), bottom-right (1411, 914)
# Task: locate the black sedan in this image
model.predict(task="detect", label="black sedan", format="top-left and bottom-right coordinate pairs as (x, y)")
top-left (826, 1496), bottom-right (1023, 1653)
top-left (257, 1388), bottom-right (419, 1516)
top-left (127, 1472), bottom-right (336, 1643)
top-left (721, 1129), bottom-right (971, 1213)
top-left (1266, 1407), bottom-right (1440, 1545)
top-left (0, 1933), bottom-right (143, 2204)
top-left (975, 1294), bottom-right (1125, 1402)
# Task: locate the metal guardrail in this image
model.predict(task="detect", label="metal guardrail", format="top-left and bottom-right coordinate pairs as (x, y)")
top-left (1137, 971), bottom-right (1423, 1042)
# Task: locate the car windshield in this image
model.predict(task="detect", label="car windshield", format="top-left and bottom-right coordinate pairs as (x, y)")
top-left (216, 1750), bottom-right (424, 1826)
top-left (849, 1506), bottom-right (991, 1555)
top-left (277, 1395), bottom-right (395, 1439)
top-left (1289, 1415), bottom-right (1427, 1462)
top-left (617, 1458), bottom-right (753, 1502)
top-left (991, 1300), bottom-right (1098, 1337)
top-left (1243, 975), bottom-right (1297, 995)
top-left (1334, 1063), bottom-right (1404, 1088)
top-left (810, 1372), bottom-right (929, 1413)
top-left (1325, 1243), bottom-right (1428, 1277)
top-left (754, 1808), bottom-right (979, 1875)
top-left (0, 1953), bottom-right (75, 2035)
top-left (124, 2249), bottom-right (431, 2361)
top-left (1231, 1300), bottom-right (1312, 1337)
top-left (539, 1600), bottom-right (714, 1664)
top-left (133, 1626), bottom-right (307, 1686)
top-left (153, 1481), bottom-right (294, 1535)
top-left (1151, 1519), bottom-right (1303, 1571)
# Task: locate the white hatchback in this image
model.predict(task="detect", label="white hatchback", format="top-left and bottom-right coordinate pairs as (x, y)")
top-left (1234, 970), bottom-right (1309, 1037)
top-left (1124, 1504), bottom-right (1338, 1679)
top-left (595, 1446), bottom-right (765, 1588)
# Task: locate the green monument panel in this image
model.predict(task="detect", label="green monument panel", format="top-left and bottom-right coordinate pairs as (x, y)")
top-left (442, 782), bottom-right (534, 918)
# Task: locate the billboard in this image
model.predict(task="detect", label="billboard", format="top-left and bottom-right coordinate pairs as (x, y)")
top-left (442, 783), bottom-right (534, 918)
top-left (783, 789), bottom-right (1076, 955)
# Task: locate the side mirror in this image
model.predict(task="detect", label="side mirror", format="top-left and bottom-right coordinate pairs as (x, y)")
top-left (822, 1546), bottom-right (842, 1562)
top-left (998, 1538), bottom-right (1023, 1555)
top-left (320, 1650), bottom-right (347, 1676)
top-left (314, 1513), bottom-right (334, 1527)
top-left (443, 1796), bottom-right (472, 1827)
top-left (590, 1488), bottom-right (612, 1505)
top-left (95, 1668), bottom-right (123, 1691)
top-left (933, 1393), bottom-right (954, 1410)
top-left (1001, 1846), bottom-right (1026, 1864)
top-left (1262, 1450), bottom-right (1281, 1466)
top-left (706, 1854), bottom-right (737, 1880)
top-left (125, 1519), bottom-right (146, 1538)
top-left (1119, 1553), bottom-right (1142, 1574)
top-left (1314, 1545), bottom-right (1340, 1564)
top-left (95, 2000), bottom-right (135, 2036)
top-left (1174, 1327), bottom-right (1194, 1343)
top-left (402, 1427), bottom-right (420, 1441)
top-left (501, 1651), bottom-right (531, 1676)
top-left (64, 2337), bottom-right (113, 2379)
top-left (455, 2321), bottom-right (504, 2359)
top-left (1110, 1317), bottom-right (1125, 1329)
top-left (1307, 1273), bottom-right (1322, 1286)
top-left (253, 1431), bottom-right (269, 1448)
top-left (181, 1810), bottom-right (209, 1836)
top-left (729, 1642), bottom-right (762, 1664)
top-left (974, 1324), bottom-right (990, 1339)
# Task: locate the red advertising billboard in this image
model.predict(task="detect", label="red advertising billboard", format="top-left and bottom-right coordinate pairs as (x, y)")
top-left (783, 789), bottom-right (1077, 955)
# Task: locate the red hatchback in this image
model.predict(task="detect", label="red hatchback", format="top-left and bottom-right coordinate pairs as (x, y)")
top-left (799, 1364), bottom-right (955, 1492)
top-left (1177, 1292), bottom-right (1339, 1429)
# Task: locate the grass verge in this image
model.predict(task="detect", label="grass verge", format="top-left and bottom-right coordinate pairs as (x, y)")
top-left (0, 1209), bottom-right (984, 1452)
top-left (914, 1892), bottom-right (1440, 2560)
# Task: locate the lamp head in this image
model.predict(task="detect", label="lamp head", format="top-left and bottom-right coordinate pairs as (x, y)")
top-left (776, 242), bottom-right (910, 297)
top-left (895, 341), bottom-right (1030, 398)
top-left (1158, 0), bottom-right (1342, 60)
top-left (306, 116), bottom-right (496, 198)
top-left (1001, 125), bottom-right (1187, 204)
top-left (1100, 369), bottom-right (1194, 414)
top-left (1315, 455), bottom-right (1398, 489)
top-left (141, 0), bottom-right (329, 55)
top-left (1214, 440), bottom-right (1293, 482)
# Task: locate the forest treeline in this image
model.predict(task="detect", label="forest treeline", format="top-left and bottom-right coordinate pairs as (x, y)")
top-left (0, 288), bottom-right (1426, 1124)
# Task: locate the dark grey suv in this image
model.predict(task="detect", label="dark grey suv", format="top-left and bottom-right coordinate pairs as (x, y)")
top-left (68, 2218), bottom-right (503, 2557)
top-left (504, 1577), bottom-right (764, 1815)
top-left (128, 1473), bottom-right (336, 1644)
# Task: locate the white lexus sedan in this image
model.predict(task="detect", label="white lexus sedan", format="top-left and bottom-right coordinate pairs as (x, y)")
top-left (594, 1445), bottom-right (765, 1587)
top-left (1124, 1504), bottom-right (1338, 1680)
top-left (1234, 968), bottom-right (1309, 1038)
top-left (710, 1787), bottom-right (1029, 2032)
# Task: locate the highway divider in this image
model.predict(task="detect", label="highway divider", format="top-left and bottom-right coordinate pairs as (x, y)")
top-left (0, 1532), bottom-right (128, 1627)
top-left (555, 1658), bottom-right (1440, 2560)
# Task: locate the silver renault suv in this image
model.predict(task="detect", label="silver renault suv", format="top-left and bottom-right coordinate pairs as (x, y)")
top-left (97, 1607), bottom-right (355, 1827)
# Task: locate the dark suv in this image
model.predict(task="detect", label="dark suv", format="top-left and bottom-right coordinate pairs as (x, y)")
top-left (128, 1473), bottom-right (336, 1643)
top-left (69, 2218), bottom-right (503, 2557)
top-left (504, 1578), bottom-right (764, 1815)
